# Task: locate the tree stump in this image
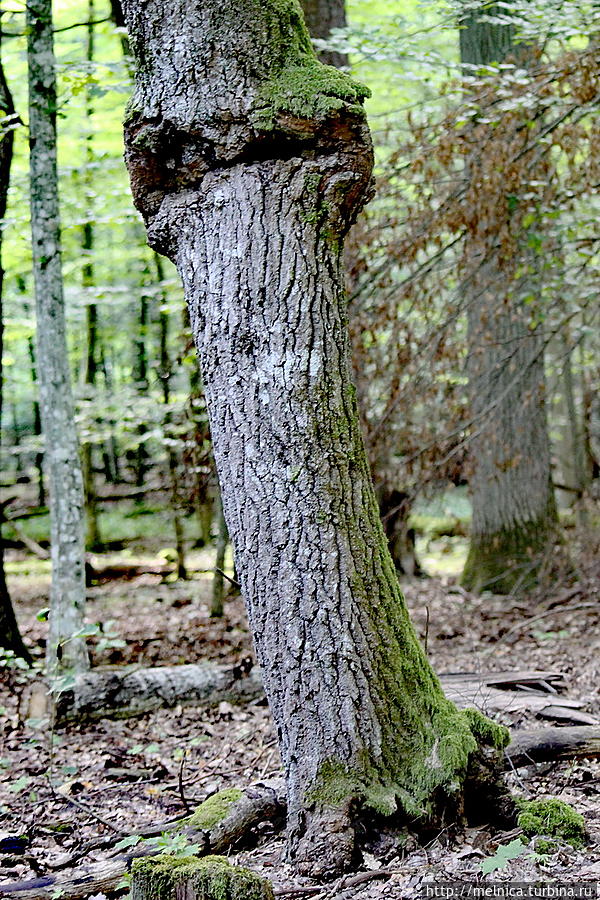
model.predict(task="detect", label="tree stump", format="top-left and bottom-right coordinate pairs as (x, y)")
top-left (132, 855), bottom-right (273, 900)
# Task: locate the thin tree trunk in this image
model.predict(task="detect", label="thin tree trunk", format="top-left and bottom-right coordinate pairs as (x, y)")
top-left (81, 0), bottom-right (102, 550)
top-left (122, 0), bottom-right (509, 875)
top-left (27, 0), bottom-right (88, 674)
top-left (156, 253), bottom-right (187, 579)
top-left (210, 493), bottom-right (228, 617)
top-left (459, 4), bottom-right (557, 594)
top-left (0, 8), bottom-right (31, 664)
top-left (26, 335), bottom-right (45, 506)
top-left (133, 276), bottom-right (149, 488)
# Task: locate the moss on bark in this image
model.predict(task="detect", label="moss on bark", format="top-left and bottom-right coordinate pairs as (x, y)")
top-left (131, 854), bottom-right (273, 900)
top-left (186, 788), bottom-right (243, 830)
top-left (249, 0), bottom-right (369, 129)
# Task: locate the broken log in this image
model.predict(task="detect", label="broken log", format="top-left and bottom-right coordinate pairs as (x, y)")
top-left (505, 726), bottom-right (600, 769)
top-left (0, 780), bottom-right (285, 900)
top-left (55, 665), bottom-right (597, 727)
top-left (54, 662), bottom-right (265, 723)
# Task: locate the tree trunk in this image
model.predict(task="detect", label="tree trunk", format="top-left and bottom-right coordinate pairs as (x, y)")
top-left (121, 0), bottom-right (509, 874)
top-left (81, 0), bottom-right (102, 552)
top-left (210, 493), bottom-right (228, 617)
top-left (300, 0), bottom-right (348, 68)
top-left (27, 0), bottom-right (88, 674)
top-left (459, 4), bottom-right (557, 595)
top-left (0, 10), bottom-right (31, 664)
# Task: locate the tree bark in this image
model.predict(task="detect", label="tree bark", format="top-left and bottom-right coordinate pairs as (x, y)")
top-left (27, 0), bottom-right (88, 673)
top-left (300, 0), bottom-right (348, 68)
top-left (459, 4), bottom-right (557, 595)
top-left (121, 0), bottom-right (509, 874)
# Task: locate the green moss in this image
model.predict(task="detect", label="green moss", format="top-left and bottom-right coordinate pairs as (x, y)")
top-left (462, 708), bottom-right (510, 750)
top-left (186, 788), bottom-right (243, 830)
top-left (131, 855), bottom-right (273, 900)
top-left (250, 0), bottom-right (369, 130)
top-left (256, 60), bottom-right (369, 128)
top-left (516, 798), bottom-right (585, 848)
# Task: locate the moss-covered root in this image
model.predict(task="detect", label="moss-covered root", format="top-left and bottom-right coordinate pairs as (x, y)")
top-left (517, 798), bottom-right (586, 848)
top-left (186, 788), bottom-right (243, 830)
top-left (131, 855), bottom-right (274, 900)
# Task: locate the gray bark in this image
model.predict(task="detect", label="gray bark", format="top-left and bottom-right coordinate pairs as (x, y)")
top-left (460, 5), bottom-right (557, 595)
top-left (121, 0), bottom-right (506, 874)
top-left (54, 662), bottom-right (593, 727)
top-left (54, 661), bottom-right (265, 723)
top-left (27, 0), bottom-right (88, 673)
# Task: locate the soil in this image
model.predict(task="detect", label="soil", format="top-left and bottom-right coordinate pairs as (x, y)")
top-left (1, 545), bottom-right (599, 899)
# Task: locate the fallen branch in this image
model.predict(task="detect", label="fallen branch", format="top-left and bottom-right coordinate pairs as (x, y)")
top-left (4, 723), bottom-right (600, 899)
top-left (505, 726), bottom-right (600, 769)
top-left (55, 665), bottom-right (597, 727)
top-left (55, 662), bottom-right (265, 724)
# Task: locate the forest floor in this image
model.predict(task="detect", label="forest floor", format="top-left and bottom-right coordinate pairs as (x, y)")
top-left (1, 539), bottom-right (600, 899)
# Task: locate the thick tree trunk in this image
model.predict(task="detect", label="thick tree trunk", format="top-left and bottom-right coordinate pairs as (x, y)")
top-left (300, 0), bottom-right (348, 67)
top-left (27, 0), bottom-right (88, 673)
top-left (121, 0), bottom-right (508, 874)
top-left (459, 5), bottom-right (557, 595)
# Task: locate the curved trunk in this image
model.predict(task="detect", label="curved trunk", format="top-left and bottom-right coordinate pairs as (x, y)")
top-left (122, 0), bottom-right (508, 874)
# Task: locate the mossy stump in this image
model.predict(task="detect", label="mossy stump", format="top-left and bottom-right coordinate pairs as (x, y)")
top-left (131, 855), bottom-right (274, 900)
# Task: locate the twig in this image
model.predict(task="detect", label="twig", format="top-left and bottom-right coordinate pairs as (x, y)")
top-left (178, 753), bottom-right (193, 814)
top-left (215, 568), bottom-right (240, 589)
top-left (53, 791), bottom-right (126, 835)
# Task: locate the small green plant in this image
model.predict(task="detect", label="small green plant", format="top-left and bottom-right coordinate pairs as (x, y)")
top-left (0, 648), bottom-right (30, 671)
top-left (480, 838), bottom-right (532, 875)
top-left (115, 831), bottom-right (200, 859)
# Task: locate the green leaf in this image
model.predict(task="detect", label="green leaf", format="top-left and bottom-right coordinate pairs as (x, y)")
top-left (480, 839), bottom-right (529, 875)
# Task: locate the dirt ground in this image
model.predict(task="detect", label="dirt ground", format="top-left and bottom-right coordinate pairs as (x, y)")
top-left (1, 545), bottom-right (599, 898)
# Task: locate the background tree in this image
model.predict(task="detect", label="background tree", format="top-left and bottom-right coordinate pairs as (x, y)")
top-left (300, 0), bottom-right (348, 67)
top-left (458, 2), bottom-right (558, 594)
top-left (27, 0), bottom-right (88, 673)
top-left (121, 0), bottom-right (508, 876)
top-left (0, 10), bottom-right (31, 664)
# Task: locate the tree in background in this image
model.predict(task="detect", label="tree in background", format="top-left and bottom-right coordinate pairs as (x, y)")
top-left (301, 0), bottom-right (348, 67)
top-left (0, 9), bottom-right (31, 664)
top-left (122, 0), bottom-right (508, 875)
top-left (458, 3), bottom-right (558, 594)
top-left (27, 0), bottom-right (88, 673)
